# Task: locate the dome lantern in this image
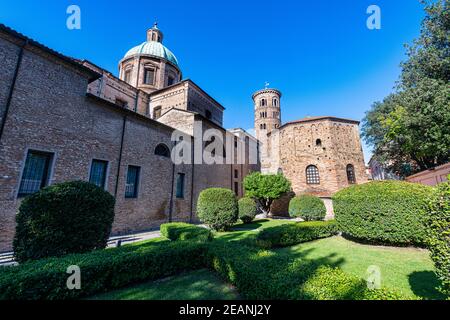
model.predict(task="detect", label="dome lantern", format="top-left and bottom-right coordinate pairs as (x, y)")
top-left (147, 22), bottom-right (163, 43)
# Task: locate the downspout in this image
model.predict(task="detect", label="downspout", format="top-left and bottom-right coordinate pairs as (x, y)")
top-left (114, 115), bottom-right (127, 198)
top-left (168, 139), bottom-right (176, 223)
top-left (189, 136), bottom-right (195, 223)
top-left (0, 40), bottom-right (27, 142)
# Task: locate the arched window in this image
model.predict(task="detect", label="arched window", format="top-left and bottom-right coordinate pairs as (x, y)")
top-left (346, 164), bottom-right (356, 184)
top-left (306, 165), bottom-right (320, 185)
top-left (155, 144), bottom-right (170, 158)
top-left (260, 99), bottom-right (266, 107)
top-left (316, 139), bottom-right (322, 147)
top-left (273, 98), bottom-right (278, 107)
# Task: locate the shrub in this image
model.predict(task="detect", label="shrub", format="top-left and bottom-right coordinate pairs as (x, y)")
top-left (426, 180), bottom-right (450, 296)
top-left (243, 172), bottom-right (291, 215)
top-left (302, 266), bottom-right (415, 300)
top-left (160, 223), bottom-right (213, 242)
top-left (238, 197), bottom-right (258, 224)
top-left (197, 188), bottom-right (239, 231)
top-left (0, 240), bottom-right (206, 300)
top-left (256, 220), bottom-right (338, 249)
top-left (333, 181), bottom-right (432, 246)
top-left (13, 181), bottom-right (115, 263)
top-left (289, 195), bottom-right (326, 221)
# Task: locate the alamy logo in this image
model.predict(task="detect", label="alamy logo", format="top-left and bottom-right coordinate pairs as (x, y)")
top-left (66, 5), bottom-right (81, 30)
top-left (366, 5), bottom-right (381, 30)
top-left (66, 265), bottom-right (81, 290)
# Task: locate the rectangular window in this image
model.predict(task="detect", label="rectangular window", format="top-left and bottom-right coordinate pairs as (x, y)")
top-left (234, 182), bottom-right (239, 196)
top-left (144, 68), bottom-right (155, 85)
top-left (124, 70), bottom-right (131, 84)
top-left (176, 173), bottom-right (185, 199)
top-left (168, 76), bottom-right (175, 86)
top-left (18, 150), bottom-right (53, 197)
top-left (234, 169), bottom-right (239, 179)
top-left (89, 160), bottom-right (108, 189)
top-left (125, 166), bottom-right (140, 198)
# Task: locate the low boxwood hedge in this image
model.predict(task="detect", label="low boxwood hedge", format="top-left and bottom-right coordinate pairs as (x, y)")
top-left (160, 223), bottom-right (213, 242)
top-left (206, 240), bottom-right (410, 300)
top-left (256, 220), bottom-right (339, 249)
top-left (0, 240), bottom-right (206, 300)
top-left (427, 180), bottom-right (450, 296)
top-left (333, 181), bottom-right (433, 246)
top-left (289, 195), bottom-right (326, 221)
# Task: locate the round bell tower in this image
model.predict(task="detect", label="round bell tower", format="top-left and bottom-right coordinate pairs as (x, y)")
top-left (253, 86), bottom-right (282, 172)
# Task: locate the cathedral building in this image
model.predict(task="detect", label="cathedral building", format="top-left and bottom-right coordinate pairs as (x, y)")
top-left (0, 22), bottom-right (367, 252)
top-left (0, 23), bottom-right (257, 252)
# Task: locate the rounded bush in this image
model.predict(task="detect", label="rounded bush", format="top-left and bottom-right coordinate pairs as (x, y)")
top-left (289, 195), bottom-right (326, 221)
top-left (197, 188), bottom-right (238, 231)
top-left (13, 181), bottom-right (115, 262)
top-left (238, 197), bottom-right (258, 224)
top-left (333, 181), bottom-right (432, 246)
top-left (427, 180), bottom-right (450, 296)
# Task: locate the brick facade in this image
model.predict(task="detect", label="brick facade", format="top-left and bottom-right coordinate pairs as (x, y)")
top-left (0, 25), bottom-right (257, 252)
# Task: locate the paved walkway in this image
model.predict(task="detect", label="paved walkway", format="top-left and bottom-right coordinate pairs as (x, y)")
top-left (0, 229), bottom-right (162, 267)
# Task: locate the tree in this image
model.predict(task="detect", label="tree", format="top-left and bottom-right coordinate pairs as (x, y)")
top-left (243, 172), bottom-right (291, 216)
top-left (362, 0), bottom-right (450, 176)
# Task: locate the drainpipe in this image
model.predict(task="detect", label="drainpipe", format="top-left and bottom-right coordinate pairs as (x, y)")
top-left (0, 40), bottom-right (27, 142)
top-left (168, 139), bottom-right (176, 223)
top-left (114, 116), bottom-right (127, 198)
top-left (189, 136), bottom-right (195, 223)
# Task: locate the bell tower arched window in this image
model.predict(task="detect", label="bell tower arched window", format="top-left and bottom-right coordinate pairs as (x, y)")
top-left (155, 144), bottom-right (170, 158)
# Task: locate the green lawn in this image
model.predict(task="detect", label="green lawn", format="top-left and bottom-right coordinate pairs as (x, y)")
top-left (89, 269), bottom-right (239, 300)
top-left (95, 219), bottom-right (443, 300)
top-left (278, 236), bottom-right (444, 299)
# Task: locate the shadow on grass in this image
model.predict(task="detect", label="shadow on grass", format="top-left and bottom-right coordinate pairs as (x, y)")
top-left (209, 237), bottom-right (353, 300)
top-left (408, 271), bottom-right (447, 300)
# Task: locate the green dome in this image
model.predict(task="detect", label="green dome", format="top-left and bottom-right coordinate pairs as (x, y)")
top-left (124, 41), bottom-right (179, 67)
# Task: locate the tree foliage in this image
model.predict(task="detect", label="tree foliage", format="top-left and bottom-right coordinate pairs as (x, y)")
top-left (243, 172), bottom-right (291, 215)
top-left (362, 0), bottom-right (450, 176)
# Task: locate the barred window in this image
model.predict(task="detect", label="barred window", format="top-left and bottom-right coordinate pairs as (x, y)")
top-left (306, 165), bottom-right (320, 185)
top-left (18, 150), bottom-right (53, 197)
top-left (347, 164), bottom-right (356, 184)
top-left (125, 166), bottom-right (140, 198)
top-left (89, 159), bottom-right (108, 189)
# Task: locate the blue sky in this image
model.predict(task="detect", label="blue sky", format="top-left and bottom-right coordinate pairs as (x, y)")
top-left (0, 0), bottom-right (425, 162)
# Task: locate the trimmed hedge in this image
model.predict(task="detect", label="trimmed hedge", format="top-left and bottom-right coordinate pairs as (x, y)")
top-left (0, 240), bottom-right (206, 300)
top-left (289, 195), bottom-right (326, 221)
top-left (13, 181), bottom-right (115, 263)
top-left (256, 220), bottom-right (339, 249)
top-left (238, 197), bottom-right (258, 224)
top-left (333, 181), bottom-right (432, 246)
top-left (206, 240), bottom-right (411, 300)
top-left (160, 223), bottom-right (213, 243)
top-left (427, 180), bottom-right (450, 296)
top-left (197, 188), bottom-right (239, 231)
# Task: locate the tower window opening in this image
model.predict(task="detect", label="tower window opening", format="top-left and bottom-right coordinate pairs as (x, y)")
top-left (273, 98), bottom-right (278, 107)
top-left (316, 139), bottom-right (322, 147)
top-left (347, 164), bottom-right (356, 184)
top-left (260, 99), bottom-right (266, 107)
